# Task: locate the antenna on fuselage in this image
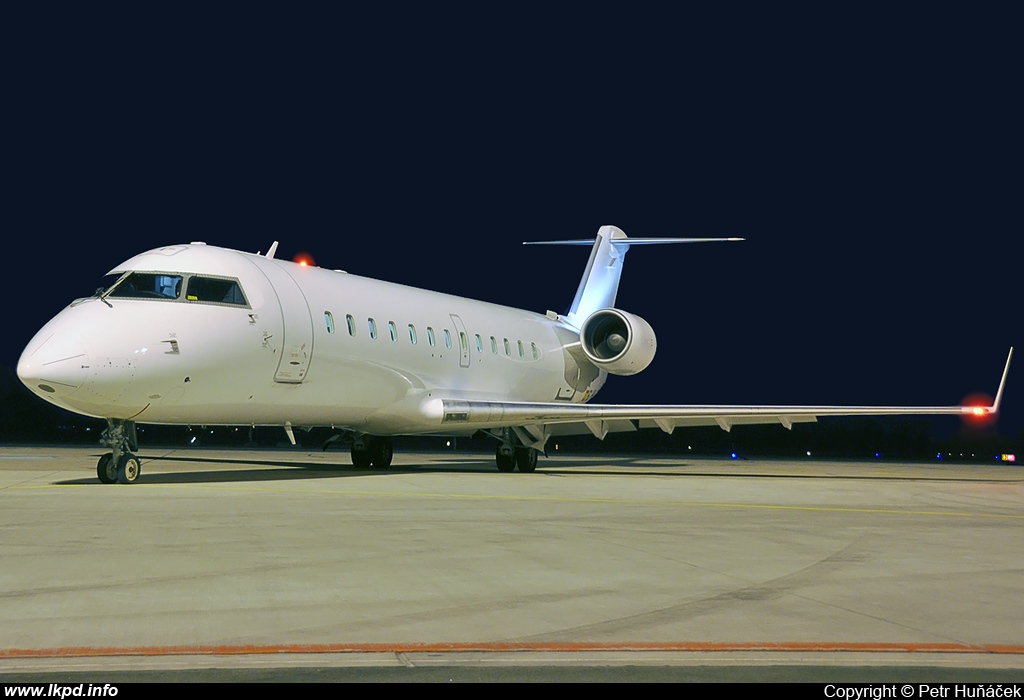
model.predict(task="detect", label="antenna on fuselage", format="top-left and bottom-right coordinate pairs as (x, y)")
top-left (265, 241), bottom-right (279, 259)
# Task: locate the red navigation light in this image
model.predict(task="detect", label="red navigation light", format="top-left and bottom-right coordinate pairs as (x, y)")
top-left (961, 392), bottom-right (996, 427)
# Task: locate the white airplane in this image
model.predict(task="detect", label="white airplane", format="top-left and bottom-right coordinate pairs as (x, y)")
top-left (17, 225), bottom-right (1012, 484)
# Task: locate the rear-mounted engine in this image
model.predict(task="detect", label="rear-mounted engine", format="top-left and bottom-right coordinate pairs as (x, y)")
top-left (579, 308), bottom-right (656, 376)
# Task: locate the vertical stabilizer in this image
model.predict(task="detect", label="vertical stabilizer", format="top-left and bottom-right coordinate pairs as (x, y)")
top-left (565, 225), bottom-right (630, 329)
top-left (524, 226), bottom-right (743, 331)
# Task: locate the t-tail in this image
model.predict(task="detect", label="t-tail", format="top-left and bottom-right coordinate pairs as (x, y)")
top-left (525, 225), bottom-right (743, 330)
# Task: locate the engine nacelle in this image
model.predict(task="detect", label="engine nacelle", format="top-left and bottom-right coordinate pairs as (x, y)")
top-left (579, 308), bottom-right (657, 376)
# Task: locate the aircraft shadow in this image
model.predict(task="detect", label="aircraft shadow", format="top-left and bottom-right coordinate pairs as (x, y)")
top-left (54, 453), bottom-right (991, 485)
top-left (54, 452), bottom-right (504, 485)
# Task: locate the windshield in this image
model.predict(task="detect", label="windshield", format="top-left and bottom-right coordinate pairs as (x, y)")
top-left (99, 271), bottom-right (250, 308)
top-left (185, 276), bottom-right (247, 305)
top-left (106, 272), bottom-right (183, 300)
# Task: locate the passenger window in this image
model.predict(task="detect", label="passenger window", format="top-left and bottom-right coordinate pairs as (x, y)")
top-left (107, 272), bottom-right (183, 301)
top-left (475, 334), bottom-right (483, 353)
top-left (503, 338), bottom-right (511, 356)
top-left (444, 330), bottom-right (452, 349)
top-left (531, 342), bottom-right (540, 360)
top-left (427, 327), bottom-right (435, 347)
top-left (368, 318), bottom-right (377, 339)
top-left (490, 336), bottom-right (498, 355)
top-left (324, 312), bottom-right (335, 333)
top-left (185, 276), bottom-right (247, 306)
top-left (346, 314), bottom-right (356, 336)
top-left (409, 324), bottom-right (417, 344)
top-left (388, 321), bottom-right (397, 342)
top-left (517, 340), bottom-right (524, 358)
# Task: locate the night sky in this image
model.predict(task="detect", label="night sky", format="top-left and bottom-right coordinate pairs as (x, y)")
top-left (3, 8), bottom-right (1019, 449)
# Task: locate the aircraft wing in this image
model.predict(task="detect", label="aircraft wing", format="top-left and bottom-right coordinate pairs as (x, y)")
top-left (436, 349), bottom-right (1012, 446)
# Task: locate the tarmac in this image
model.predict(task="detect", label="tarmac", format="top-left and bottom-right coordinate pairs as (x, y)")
top-left (1, 445), bottom-right (1023, 682)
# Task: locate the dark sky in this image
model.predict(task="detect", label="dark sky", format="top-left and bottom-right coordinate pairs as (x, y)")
top-left (4, 8), bottom-right (1019, 443)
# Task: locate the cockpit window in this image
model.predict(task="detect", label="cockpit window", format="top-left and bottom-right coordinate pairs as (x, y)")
top-left (101, 271), bottom-right (249, 308)
top-left (185, 276), bottom-right (248, 306)
top-left (106, 273), bottom-right (183, 300)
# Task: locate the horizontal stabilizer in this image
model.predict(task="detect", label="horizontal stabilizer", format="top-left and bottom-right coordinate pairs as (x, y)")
top-left (524, 237), bottom-right (744, 246)
top-left (533, 225), bottom-right (745, 329)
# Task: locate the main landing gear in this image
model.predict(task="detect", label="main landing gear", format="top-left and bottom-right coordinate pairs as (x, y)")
top-left (495, 428), bottom-right (539, 473)
top-left (97, 419), bottom-right (141, 484)
top-left (343, 430), bottom-right (541, 473)
top-left (350, 435), bottom-right (394, 469)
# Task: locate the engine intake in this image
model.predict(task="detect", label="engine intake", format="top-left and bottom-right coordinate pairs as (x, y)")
top-left (579, 309), bottom-right (656, 376)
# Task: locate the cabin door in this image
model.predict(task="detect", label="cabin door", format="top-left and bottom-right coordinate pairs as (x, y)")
top-left (450, 314), bottom-right (471, 368)
top-left (261, 263), bottom-right (315, 383)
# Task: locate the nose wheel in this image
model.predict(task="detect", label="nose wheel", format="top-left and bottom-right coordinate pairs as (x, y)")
top-left (116, 454), bottom-right (142, 484)
top-left (97, 419), bottom-right (142, 484)
top-left (97, 453), bottom-right (117, 484)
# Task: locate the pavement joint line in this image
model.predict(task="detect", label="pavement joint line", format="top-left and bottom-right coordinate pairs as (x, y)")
top-left (9, 482), bottom-right (1024, 520)
top-left (4, 642), bottom-right (1024, 658)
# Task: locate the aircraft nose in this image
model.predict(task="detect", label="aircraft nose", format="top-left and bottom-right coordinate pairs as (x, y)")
top-left (17, 332), bottom-right (89, 398)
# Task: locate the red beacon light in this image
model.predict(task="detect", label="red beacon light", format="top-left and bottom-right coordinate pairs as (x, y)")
top-left (293, 252), bottom-right (316, 267)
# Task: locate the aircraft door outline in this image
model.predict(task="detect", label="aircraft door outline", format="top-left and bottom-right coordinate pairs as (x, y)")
top-left (256, 261), bottom-right (315, 383)
top-left (450, 314), bottom-right (471, 368)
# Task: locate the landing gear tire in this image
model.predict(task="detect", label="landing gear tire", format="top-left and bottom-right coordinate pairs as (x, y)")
top-left (369, 437), bottom-right (394, 468)
top-left (97, 453), bottom-right (116, 484)
top-left (116, 454), bottom-right (141, 484)
top-left (495, 445), bottom-right (516, 473)
top-left (351, 446), bottom-right (372, 469)
top-left (515, 447), bottom-right (538, 473)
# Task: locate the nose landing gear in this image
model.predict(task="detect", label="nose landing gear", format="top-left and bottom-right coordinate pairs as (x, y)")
top-left (96, 453), bottom-right (116, 484)
top-left (98, 419), bottom-right (141, 484)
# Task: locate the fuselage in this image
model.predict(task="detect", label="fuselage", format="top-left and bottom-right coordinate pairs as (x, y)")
top-left (17, 243), bottom-right (606, 435)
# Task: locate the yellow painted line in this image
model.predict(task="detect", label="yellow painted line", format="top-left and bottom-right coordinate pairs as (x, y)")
top-left (3, 641), bottom-right (1024, 658)
top-left (9, 481), bottom-right (1024, 520)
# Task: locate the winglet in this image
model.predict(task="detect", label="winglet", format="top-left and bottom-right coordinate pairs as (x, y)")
top-left (971, 347), bottom-right (1013, 416)
top-left (991, 347), bottom-right (1013, 413)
